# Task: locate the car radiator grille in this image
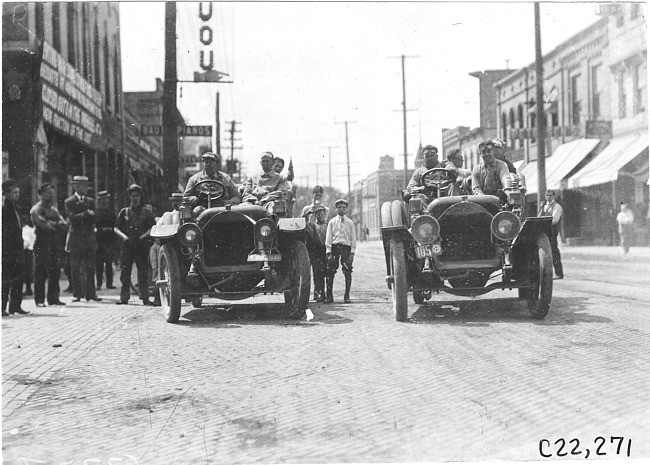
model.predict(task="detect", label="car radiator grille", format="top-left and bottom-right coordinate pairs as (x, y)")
top-left (439, 214), bottom-right (495, 261)
top-left (202, 223), bottom-right (255, 267)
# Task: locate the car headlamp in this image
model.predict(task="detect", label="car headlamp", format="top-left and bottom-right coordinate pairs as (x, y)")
top-left (178, 223), bottom-right (202, 247)
top-left (410, 215), bottom-right (440, 244)
top-left (491, 211), bottom-right (521, 241)
top-left (254, 218), bottom-right (277, 243)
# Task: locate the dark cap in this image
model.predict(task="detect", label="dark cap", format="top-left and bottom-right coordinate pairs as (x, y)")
top-left (127, 184), bottom-right (143, 195)
top-left (422, 145), bottom-right (438, 154)
top-left (313, 205), bottom-right (326, 213)
top-left (2, 179), bottom-right (18, 194)
top-left (96, 190), bottom-right (111, 199)
top-left (202, 152), bottom-right (219, 161)
top-left (335, 199), bottom-right (348, 207)
top-left (312, 185), bottom-right (324, 194)
top-left (260, 151), bottom-right (274, 160)
top-left (38, 183), bottom-right (54, 195)
top-left (72, 175), bottom-right (91, 183)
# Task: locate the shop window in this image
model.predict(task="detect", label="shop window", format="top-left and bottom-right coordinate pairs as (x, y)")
top-left (591, 64), bottom-right (601, 119)
top-left (616, 11), bottom-right (625, 27)
top-left (509, 108), bottom-right (516, 148)
top-left (501, 113), bottom-right (507, 141)
top-left (66, 3), bottom-right (76, 67)
top-left (530, 113), bottom-right (536, 143)
top-left (517, 104), bottom-right (524, 128)
top-left (633, 62), bottom-right (646, 114)
top-left (618, 71), bottom-right (627, 118)
top-left (570, 75), bottom-right (581, 125)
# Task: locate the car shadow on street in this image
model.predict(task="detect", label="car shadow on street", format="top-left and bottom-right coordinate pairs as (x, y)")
top-left (409, 295), bottom-right (611, 326)
top-left (177, 302), bottom-right (352, 327)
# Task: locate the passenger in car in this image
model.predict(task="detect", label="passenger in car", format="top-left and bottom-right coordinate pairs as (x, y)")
top-left (491, 138), bottom-right (518, 174)
top-left (471, 141), bottom-right (512, 197)
top-left (241, 152), bottom-right (291, 215)
top-left (444, 148), bottom-right (472, 195)
top-left (405, 145), bottom-right (443, 203)
top-left (183, 152), bottom-right (241, 216)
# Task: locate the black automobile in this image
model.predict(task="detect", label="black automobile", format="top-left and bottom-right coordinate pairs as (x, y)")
top-left (150, 179), bottom-right (311, 323)
top-left (380, 168), bottom-right (553, 321)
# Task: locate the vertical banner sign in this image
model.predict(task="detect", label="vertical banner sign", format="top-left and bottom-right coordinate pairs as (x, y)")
top-left (40, 41), bottom-right (103, 148)
top-left (199, 2), bottom-right (213, 71)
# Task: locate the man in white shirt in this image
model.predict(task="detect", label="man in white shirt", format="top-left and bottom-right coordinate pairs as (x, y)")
top-left (324, 199), bottom-right (357, 303)
top-left (538, 189), bottom-right (564, 279)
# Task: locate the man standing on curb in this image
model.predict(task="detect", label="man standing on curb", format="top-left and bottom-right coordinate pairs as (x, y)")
top-left (324, 199), bottom-right (357, 304)
top-left (30, 183), bottom-right (68, 307)
top-left (539, 189), bottom-right (564, 279)
top-left (65, 176), bottom-right (102, 302)
top-left (2, 179), bottom-right (29, 316)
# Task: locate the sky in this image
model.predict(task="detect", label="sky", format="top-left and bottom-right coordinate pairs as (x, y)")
top-left (120, 1), bottom-right (604, 193)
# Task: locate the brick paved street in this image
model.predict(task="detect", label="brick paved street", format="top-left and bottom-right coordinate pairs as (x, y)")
top-left (2, 243), bottom-right (649, 464)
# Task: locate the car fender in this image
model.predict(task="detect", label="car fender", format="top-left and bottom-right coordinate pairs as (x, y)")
top-left (278, 217), bottom-right (306, 232)
top-left (380, 225), bottom-right (413, 278)
top-left (150, 223), bottom-right (181, 239)
top-left (513, 216), bottom-right (552, 246)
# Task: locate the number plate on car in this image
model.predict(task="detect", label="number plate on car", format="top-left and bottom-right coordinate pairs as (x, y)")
top-left (415, 243), bottom-right (441, 259)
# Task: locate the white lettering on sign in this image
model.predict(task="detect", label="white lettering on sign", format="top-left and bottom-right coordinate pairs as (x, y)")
top-left (41, 82), bottom-right (101, 145)
top-left (198, 2), bottom-right (214, 71)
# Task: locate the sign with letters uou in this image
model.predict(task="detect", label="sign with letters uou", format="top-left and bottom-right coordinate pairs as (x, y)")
top-left (585, 120), bottom-right (612, 139)
top-left (40, 41), bottom-right (103, 149)
top-left (177, 126), bottom-right (213, 137)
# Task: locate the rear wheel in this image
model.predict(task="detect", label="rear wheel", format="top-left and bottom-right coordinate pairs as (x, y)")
top-left (159, 244), bottom-right (182, 323)
top-left (284, 241), bottom-right (311, 319)
top-left (391, 200), bottom-right (407, 227)
top-left (390, 240), bottom-right (408, 322)
top-left (191, 296), bottom-right (203, 308)
top-left (526, 233), bottom-right (553, 319)
top-left (381, 202), bottom-right (393, 227)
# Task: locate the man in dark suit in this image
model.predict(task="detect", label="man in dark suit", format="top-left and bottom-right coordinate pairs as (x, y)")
top-left (95, 191), bottom-right (116, 290)
top-left (64, 176), bottom-right (101, 302)
top-left (2, 179), bottom-right (29, 316)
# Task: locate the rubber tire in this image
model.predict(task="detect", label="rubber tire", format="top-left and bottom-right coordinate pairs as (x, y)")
top-left (413, 290), bottom-right (426, 305)
top-left (391, 200), bottom-right (407, 227)
top-left (381, 202), bottom-right (393, 228)
top-left (284, 241), bottom-right (311, 319)
top-left (390, 240), bottom-right (408, 322)
top-left (159, 244), bottom-right (182, 323)
top-left (526, 233), bottom-right (553, 319)
top-left (191, 296), bottom-right (203, 308)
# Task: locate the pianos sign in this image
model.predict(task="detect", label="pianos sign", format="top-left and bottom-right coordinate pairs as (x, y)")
top-left (140, 125), bottom-right (213, 137)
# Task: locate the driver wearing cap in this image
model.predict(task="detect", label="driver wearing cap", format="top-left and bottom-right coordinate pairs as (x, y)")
top-left (183, 152), bottom-right (241, 215)
top-left (405, 145), bottom-right (443, 203)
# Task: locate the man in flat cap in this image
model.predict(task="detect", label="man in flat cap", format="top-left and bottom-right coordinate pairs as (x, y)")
top-left (95, 191), bottom-right (116, 291)
top-left (30, 183), bottom-right (68, 307)
top-left (2, 179), bottom-right (29, 316)
top-left (169, 192), bottom-right (183, 211)
top-left (65, 175), bottom-right (101, 302)
top-left (114, 184), bottom-right (156, 305)
top-left (183, 152), bottom-right (241, 216)
top-left (242, 151), bottom-right (291, 214)
top-left (406, 145), bottom-right (443, 204)
top-left (324, 198), bottom-right (357, 304)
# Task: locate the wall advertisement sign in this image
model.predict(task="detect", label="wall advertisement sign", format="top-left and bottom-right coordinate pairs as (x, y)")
top-left (40, 41), bottom-right (103, 148)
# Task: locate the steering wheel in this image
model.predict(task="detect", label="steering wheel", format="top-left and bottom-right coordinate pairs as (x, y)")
top-left (421, 168), bottom-right (454, 198)
top-left (193, 180), bottom-right (225, 208)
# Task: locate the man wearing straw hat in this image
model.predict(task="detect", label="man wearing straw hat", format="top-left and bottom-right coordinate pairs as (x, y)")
top-left (65, 175), bottom-right (102, 302)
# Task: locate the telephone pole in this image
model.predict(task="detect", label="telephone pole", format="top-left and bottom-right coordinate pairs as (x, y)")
top-left (215, 92), bottom-right (221, 156)
top-left (534, 2), bottom-right (547, 208)
top-left (321, 145), bottom-right (337, 191)
top-left (223, 120), bottom-right (242, 179)
top-left (335, 121), bottom-right (357, 198)
top-left (390, 54), bottom-right (419, 186)
top-left (162, 2), bottom-right (179, 196)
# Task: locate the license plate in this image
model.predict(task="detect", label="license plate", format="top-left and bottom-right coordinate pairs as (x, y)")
top-left (248, 253), bottom-right (282, 262)
top-left (415, 243), bottom-right (441, 259)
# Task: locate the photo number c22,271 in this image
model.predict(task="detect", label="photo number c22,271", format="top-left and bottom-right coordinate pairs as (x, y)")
top-left (539, 436), bottom-right (632, 459)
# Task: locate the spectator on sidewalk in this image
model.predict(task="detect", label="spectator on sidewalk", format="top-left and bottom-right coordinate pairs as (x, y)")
top-left (616, 203), bottom-right (635, 254)
top-left (22, 219), bottom-right (35, 296)
top-left (2, 179), bottom-right (29, 316)
top-left (30, 183), bottom-right (68, 307)
top-left (65, 175), bottom-right (102, 302)
top-left (114, 184), bottom-right (156, 306)
top-left (324, 199), bottom-right (357, 304)
top-left (169, 192), bottom-right (183, 211)
top-left (539, 189), bottom-right (564, 279)
top-left (95, 191), bottom-right (117, 290)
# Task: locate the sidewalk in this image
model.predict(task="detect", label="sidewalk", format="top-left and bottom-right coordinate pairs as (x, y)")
top-left (558, 243), bottom-right (650, 261)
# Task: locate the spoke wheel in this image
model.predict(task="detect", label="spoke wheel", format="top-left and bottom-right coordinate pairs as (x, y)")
top-left (526, 233), bottom-right (553, 319)
top-left (390, 240), bottom-right (408, 322)
top-left (284, 241), bottom-right (311, 319)
top-left (159, 244), bottom-right (182, 323)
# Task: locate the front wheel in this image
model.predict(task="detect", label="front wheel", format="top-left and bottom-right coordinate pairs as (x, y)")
top-left (526, 233), bottom-right (553, 319)
top-left (159, 244), bottom-right (182, 323)
top-left (390, 240), bottom-right (408, 322)
top-left (284, 241), bottom-right (311, 319)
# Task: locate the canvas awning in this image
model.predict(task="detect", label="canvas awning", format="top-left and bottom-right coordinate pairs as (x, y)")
top-left (568, 131), bottom-right (649, 189)
top-left (518, 138), bottom-right (599, 195)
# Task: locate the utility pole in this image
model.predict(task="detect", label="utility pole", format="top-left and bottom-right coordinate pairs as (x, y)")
top-left (390, 54), bottom-right (419, 186)
top-left (223, 120), bottom-right (242, 178)
top-left (215, 92), bottom-right (220, 156)
top-left (162, 1), bottom-right (179, 196)
top-left (335, 121), bottom-right (357, 198)
top-left (534, 2), bottom-right (547, 209)
top-left (321, 145), bottom-right (337, 191)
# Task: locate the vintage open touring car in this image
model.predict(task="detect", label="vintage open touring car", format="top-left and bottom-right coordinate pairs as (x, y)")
top-left (150, 179), bottom-right (311, 323)
top-left (380, 167), bottom-right (553, 322)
